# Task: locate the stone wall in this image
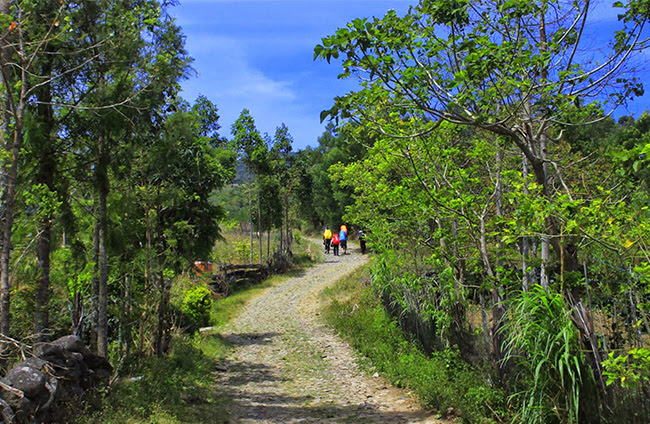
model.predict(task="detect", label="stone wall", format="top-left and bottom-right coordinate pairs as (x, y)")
top-left (0, 335), bottom-right (112, 423)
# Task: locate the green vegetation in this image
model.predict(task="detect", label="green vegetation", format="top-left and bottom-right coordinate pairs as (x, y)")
top-left (77, 335), bottom-right (232, 424)
top-left (1, 1), bottom-right (650, 423)
top-left (77, 235), bottom-right (321, 423)
top-left (311, 1), bottom-right (650, 422)
top-left (323, 266), bottom-right (507, 423)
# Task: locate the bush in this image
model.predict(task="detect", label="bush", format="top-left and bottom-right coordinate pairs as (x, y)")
top-left (181, 286), bottom-right (213, 328)
top-left (502, 285), bottom-right (597, 424)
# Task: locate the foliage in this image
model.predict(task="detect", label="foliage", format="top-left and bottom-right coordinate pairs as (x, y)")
top-left (502, 285), bottom-right (597, 424)
top-left (292, 123), bottom-right (373, 228)
top-left (76, 335), bottom-right (231, 424)
top-left (312, 1), bottom-right (650, 422)
top-left (603, 348), bottom-right (650, 391)
top-left (180, 286), bottom-right (213, 329)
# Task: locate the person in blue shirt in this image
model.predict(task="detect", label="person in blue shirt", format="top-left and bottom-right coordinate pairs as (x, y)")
top-left (339, 226), bottom-right (347, 255)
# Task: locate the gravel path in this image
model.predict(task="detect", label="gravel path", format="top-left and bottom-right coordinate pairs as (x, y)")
top-left (214, 247), bottom-right (448, 424)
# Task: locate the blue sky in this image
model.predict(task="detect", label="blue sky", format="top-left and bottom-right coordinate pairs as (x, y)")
top-left (172, 0), bottom-right (650, 151)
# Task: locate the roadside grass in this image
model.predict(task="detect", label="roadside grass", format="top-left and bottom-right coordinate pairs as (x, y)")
top-left (322, 266), bottom-right (507, 424)
top-left (74, 233), bottom-right (322, 423)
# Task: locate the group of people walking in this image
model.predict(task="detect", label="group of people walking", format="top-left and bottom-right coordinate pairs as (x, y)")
top-left (322, 225), bottom-right (366, 255)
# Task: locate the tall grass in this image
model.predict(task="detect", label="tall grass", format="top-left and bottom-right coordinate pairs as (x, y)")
top-left (502, 285), bottom-right (597, 424)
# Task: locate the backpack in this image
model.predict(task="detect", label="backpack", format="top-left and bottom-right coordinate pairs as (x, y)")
top-left (332, 233), bottom-right (340, 244)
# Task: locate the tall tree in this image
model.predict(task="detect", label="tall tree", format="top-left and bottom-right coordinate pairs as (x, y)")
top-left (0, 0), bottom-right (71, 348)
top-left (231, 109), bottom-right (265, 264)
top-left (315, 0), bottom-right (648, 281)
top-left (60, 0), bottom-right (191, 357)
top-left (137, 99), bottom-right (234, 355)
top-left (271, 124), bottom-right (294, 254)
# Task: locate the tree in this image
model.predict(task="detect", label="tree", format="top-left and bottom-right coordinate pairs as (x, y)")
top-left (137, 99), bottom-right (234, 355)
top-left (0, 0), bottom-right (78, 349)
top-left (315, 1), bottom-right (650, 412)
top-left (296, 123), bottom-right (371, 228)
top-left (315, 0), bottom-right (649, 284)
top-left (231, 109), bottom-right (265, 264)
top-left (270, 123), bottom-right (294, 254)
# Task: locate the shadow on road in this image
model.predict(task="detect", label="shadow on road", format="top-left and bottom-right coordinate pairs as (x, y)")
top-left (215, 359), bottom-right (439, 424)
top-left (224, 332), bottom-right (280, 347)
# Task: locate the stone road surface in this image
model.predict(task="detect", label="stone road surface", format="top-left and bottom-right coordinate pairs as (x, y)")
top-left (214, 246), bottom-right (450, 424)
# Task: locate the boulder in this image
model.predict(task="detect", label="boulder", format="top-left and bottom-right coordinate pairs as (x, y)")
top-left (0, 335), bottom-right (112, 423)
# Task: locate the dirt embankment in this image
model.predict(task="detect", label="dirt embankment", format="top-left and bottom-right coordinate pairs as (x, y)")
top-left (213, 247), bottom-right (450, 423)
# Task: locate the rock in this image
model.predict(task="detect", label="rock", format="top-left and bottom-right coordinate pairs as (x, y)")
top-left (33, 342), bottom-right (64, 360)
top-left (4, 366), bottom-right (47, 399)
top-left (52, 335), bottom-right (85, 352)
top-left (0, 335), bottom-right (113, 423)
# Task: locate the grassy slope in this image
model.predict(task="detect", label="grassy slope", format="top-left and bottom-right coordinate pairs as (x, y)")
top-left (321, 265), bottom-right (508, 424)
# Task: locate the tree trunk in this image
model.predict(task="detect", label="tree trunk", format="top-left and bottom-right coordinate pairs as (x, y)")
top-left (34, 63), bottom-right (56, 342)
top-left (154, 238), bottom-right (171, 356)
top-left (521, 155), bottom-right (531, 291)
top-left (492, 146), bottom-right (507, 374)
top-left (257, 185), bottom-right (262, 264)
top-left (94, 134), bottom-right (109, 358)
top-left (284, 192), bottom-right (291, 254)
top-left (34, 223), bottom-right (52, 341)
top-left (91, 219), bottom-right (99, 351)
top-left (248, 180), bottom-right (253, 264)
top-left (0, 0), bottom-right (24, 349)
top-left (72, 291), bottom-right (83, 337)
top-left (0, 130), bottom-right (18, 342)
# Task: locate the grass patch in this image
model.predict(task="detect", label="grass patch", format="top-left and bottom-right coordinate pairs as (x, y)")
top-left (75, 334), bottom-right (231, 424)
top-left (322, 266), bottom-right (507, 424)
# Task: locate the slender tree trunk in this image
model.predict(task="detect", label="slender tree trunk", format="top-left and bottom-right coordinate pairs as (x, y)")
top-left (0, 130), bottom-right (19, 341)
top-left (536, 111), bottom-right (550, 287)
top-left (248, 180), bottom-right (253, 264)
top-left (0, 1), bottom-right (24, 348)
top-left (492, 146), bottom-right (507, 374)
top-left (34, 63), bottom-right (56, 342)
top-left (91, 219), bottom-right (100, 351)
top-left (154, 217), bottom-right (171, 356)
top-left (257, 185), bottom-right (262, 264)
top-left (284, 192), bottom-right (291, 254)
top-left (154, 271), bottom-right (171, 357)
top-left (450, 218), bottom-right (467, 352)
top-left (95, 134), bottom-right (109, 358)
top-left (34, 223), bottom-right (52, 341)
top-left (266, 225), bottom-right (270, 259)
top-left (521, 155), bottom-right (531, 291)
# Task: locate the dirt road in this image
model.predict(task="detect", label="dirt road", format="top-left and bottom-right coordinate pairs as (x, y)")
top-left (214, 247), bottom-right (448, 424)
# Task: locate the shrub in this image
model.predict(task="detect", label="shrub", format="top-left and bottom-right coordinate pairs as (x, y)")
top-left (181, 286), bottom-right (213, 328)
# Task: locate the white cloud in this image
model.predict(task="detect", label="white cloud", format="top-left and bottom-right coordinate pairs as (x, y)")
top-left (180, 34), bottom-right (319, 145)
top-left (174, 0), bottom-right (416, 148)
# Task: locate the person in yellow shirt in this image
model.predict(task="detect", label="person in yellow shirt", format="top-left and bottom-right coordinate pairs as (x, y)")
top-left (323, 226), bottom-right (333, 254)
